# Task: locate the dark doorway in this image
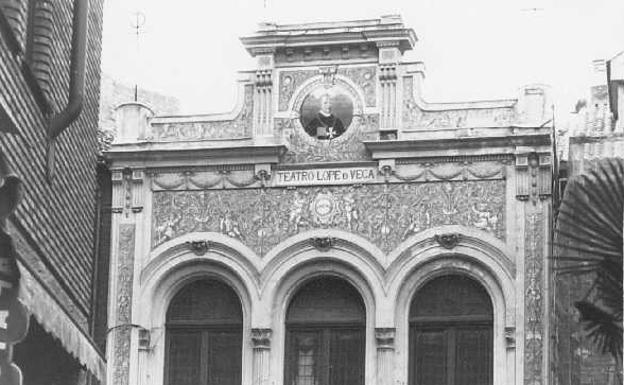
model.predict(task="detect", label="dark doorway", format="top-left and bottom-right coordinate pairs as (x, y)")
top-left (409, 275), bottom-right (493, 385)
top-left (285, 277), bottom-right (365, 385)
top-left (165, 279), bottom-right (243, 385)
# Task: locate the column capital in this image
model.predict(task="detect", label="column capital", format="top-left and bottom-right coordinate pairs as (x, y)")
top-left (375, 327), bottom-right (396, 350)
top-left (251, 328), bottom-right (272, 350)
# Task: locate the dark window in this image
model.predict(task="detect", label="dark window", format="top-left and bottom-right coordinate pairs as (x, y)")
top-left (285, 278), bottom-right (365, 385)
top-left (165, 280), bottom-right (243, 385)
top-left (409, 275), bottom-right (493, 385)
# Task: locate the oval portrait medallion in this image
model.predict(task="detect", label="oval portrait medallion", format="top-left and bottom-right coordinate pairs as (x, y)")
top-left (299, 87), bottom-right (354, 140)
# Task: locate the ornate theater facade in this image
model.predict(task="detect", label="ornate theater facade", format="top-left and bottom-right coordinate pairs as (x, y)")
top-left (105, 16), bottom-right (554, 385)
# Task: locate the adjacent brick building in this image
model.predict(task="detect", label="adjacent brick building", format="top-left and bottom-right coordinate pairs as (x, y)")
top-left (0, 0), bottom-right (106, 383)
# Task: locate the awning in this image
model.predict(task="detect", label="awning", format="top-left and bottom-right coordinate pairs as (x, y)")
top-left (17, 263), bottom-right (106, 381)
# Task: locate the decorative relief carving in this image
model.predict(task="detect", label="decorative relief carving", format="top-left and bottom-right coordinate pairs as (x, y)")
top-left (251, 328), bottom-right (272, 350)
top-left (524, 212), bottom-right (544, 385)
top-left (375, 328), bottom-right (396, 350)
top-left (310, 236), bottom-right (336, 252)
top-left (186, 240), bottom-right (212, 256)
top-left (281, 114), bottom-right (379, 163)
top-left (402, 76), bottom-right (516, 129)
top-left (505, 326), bottom-right (516, 349)
top-left (152, 180), bottom-right (505, 255)
top-left (114, 224), bottom-right (136, 385)
top-left (337, 66), bottom-right (376, 107)
top-left (393, 161), bottom-right (506, 183)
top-left (149, 85), bottom-right (253, 141)
top-left (278, 70), bottom-right (317, 111)
top-left (516, 153), bottom-right (551, 203)
top-left (434, 233), bottom-right (461, 249)
top-left (150, 169), bottom-right (259, 191)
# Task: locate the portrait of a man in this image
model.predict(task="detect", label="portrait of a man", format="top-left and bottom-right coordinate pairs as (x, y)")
top-left (300, 88), bottom-right (353, 140)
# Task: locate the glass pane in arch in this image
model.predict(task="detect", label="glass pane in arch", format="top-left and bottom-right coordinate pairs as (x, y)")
top-left (165, 279), bottom-right (243, 385)
top-left (285, 277), bottom-right (365, 385)
top-left (409, 275), bottom-right (493, 385)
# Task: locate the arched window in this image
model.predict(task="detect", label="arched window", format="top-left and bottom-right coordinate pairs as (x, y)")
top-left (409, 275), bottom-right (493, 385)
top-left (285, 277), bottom-right (365, 385)
top-left (165, 279), bottom-right (243, 385)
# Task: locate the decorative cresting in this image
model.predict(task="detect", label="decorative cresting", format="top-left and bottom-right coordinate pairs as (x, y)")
top-left (278, 74), bottom-right (378, 163)
top-left (152, 180), bottom-right (505, 256)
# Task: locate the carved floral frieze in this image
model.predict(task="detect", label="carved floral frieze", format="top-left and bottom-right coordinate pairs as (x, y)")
top-left (149, 85), bottom-right (254, 141)
top-left (152, 180), bottom-right (505, 255)
top-left (402, 76), bottom-right (516, 129)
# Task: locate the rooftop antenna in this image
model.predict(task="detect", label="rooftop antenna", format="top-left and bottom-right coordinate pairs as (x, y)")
top-left (130, 11), bottom-right (146, 102)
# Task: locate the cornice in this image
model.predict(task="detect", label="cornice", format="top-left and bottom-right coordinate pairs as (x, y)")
top-left (364, 129), bottom-right (552, 160)
top-left (105, 141), bottom-right (287, 168)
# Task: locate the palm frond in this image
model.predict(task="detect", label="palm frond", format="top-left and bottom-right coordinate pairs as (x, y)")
top-left (555, 158), bottom-right (624, 361)
top-left (575, 301), bottom-right (623, 360)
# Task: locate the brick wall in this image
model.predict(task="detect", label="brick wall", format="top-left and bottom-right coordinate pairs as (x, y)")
top-left (0, 0), bottom-right (105, 332)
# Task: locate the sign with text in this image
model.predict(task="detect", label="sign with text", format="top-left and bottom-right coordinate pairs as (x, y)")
top-left (273, 167), bottom-right (378, 187)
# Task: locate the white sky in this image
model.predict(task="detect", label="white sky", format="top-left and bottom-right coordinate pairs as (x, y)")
top-left (101, 0), bottom-right (624, 119)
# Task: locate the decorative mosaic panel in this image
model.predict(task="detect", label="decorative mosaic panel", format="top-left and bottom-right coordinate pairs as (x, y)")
top-left (113, 224), bottom-right (135, 385)
top-left (149, 85), bottom-right (254, 141)
top-left (278, 70), bottom-right (317, 111)
top-left (278, 66), bottom-right (377, 111)
top-left (524, 211), bottom-right (545, 385)
top-left (152, 180), bottom-right (505, 255)
top-left (337, 66), bottom-right (376, 107)
top-left (402, 76), bottom-right (516, 129)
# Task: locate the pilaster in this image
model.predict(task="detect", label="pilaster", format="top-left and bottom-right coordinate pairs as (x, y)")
top-left (515, 152), bottom-right (552, 385)
top-left (108, 167), bottom-right (146, 385)
top-left (375, 328), bottom-right (396, 385)
top-left (253, 48), bottom-right (275, 139)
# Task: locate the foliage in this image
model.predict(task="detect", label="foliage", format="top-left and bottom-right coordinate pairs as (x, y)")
top-left (555, 158), bottom-right (624, 360)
